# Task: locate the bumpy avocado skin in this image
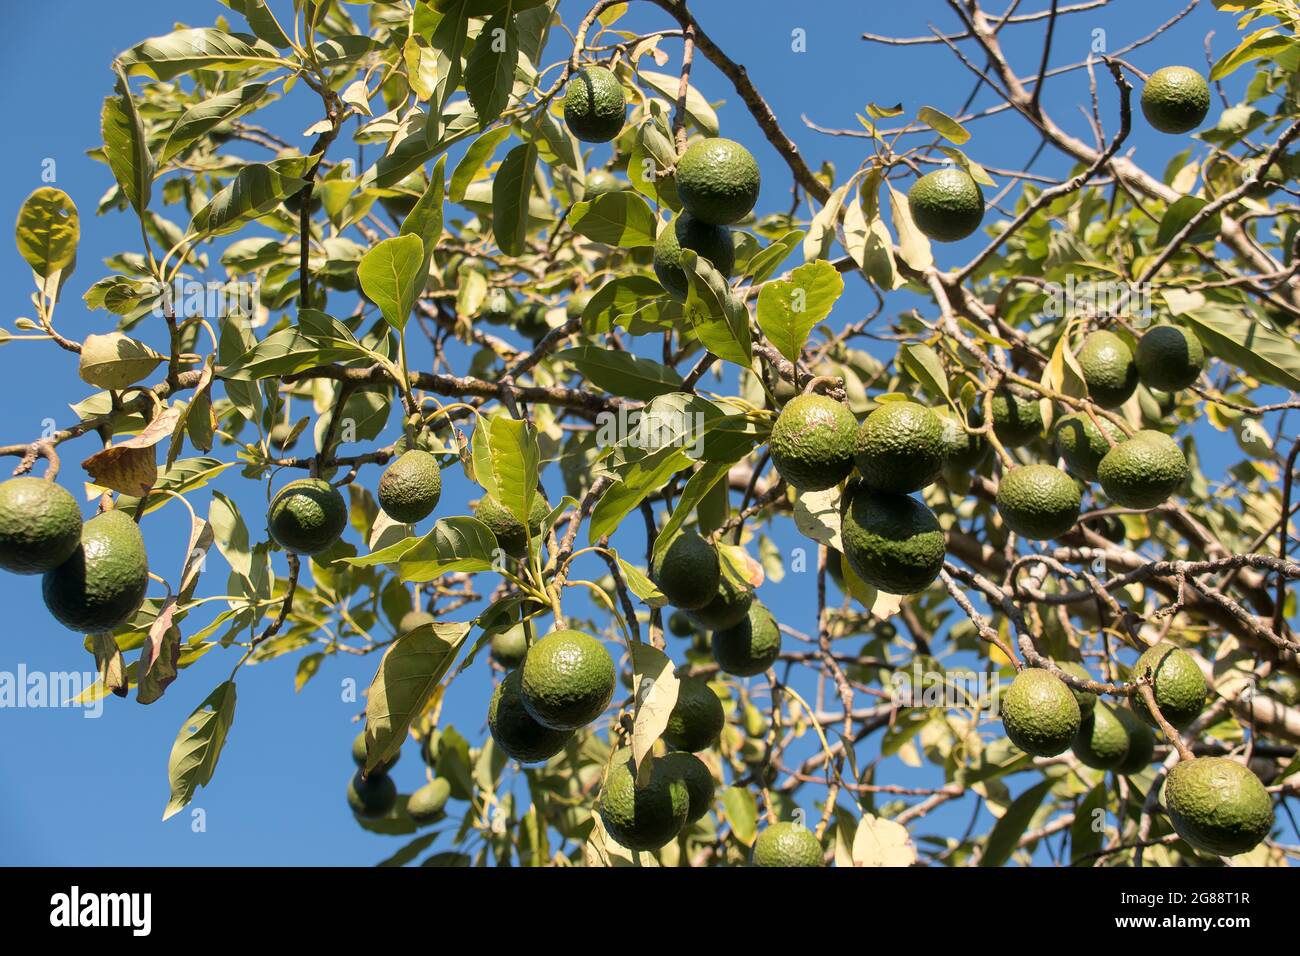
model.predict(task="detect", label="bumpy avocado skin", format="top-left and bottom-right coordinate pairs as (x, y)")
top-left (1165, 757), bottom-right (1273, 857)
top-left (378, 450), bottom-right (442, 524)
top-left (663, 675), bottom-right (725, 752)
top-left (1141, 66), bottom-right (1210, 134)
top-left (267, 478), bottom-right (348, 555)
top-left (1000, 668), bottom-right (1081, 757)
top-left (853, 401), bottom-right (945, 494)
top-left (991, 387), bottom-right (1044, 447)
top-left (995, 464), bottom-right (1081, 541)
top-left (519, 629), bottom-right (616, 731)
top-left (1053, 412), bottom-right (1123, 482)
top-left (1077, 330), bottom-right (1138, 409)
top-left (1098, 430), bottom-right (1188, 509)
top-left (840, 482), bottom-right (945, 595)
top-left (0, 477), bottom-right (82, 575)
top-left (653, 213), bottom-right (736, 299)
top-left (907, 168), bottom-right (985, 242)
top-left (675, 137), bottom-right (761, 225)
top-left (1072, 703), bottom-right (1131, 770)
top-left (768, 394), bottom-right (858, 492)
top-left (1135, 325), bottom-right (1204, 391)
top-left (474, 493), bottom-right (549, 558)
top-left (42, 509), bottom-right (148, 634)
top-left (658, 751), bottom-right (715, 823)
top-left (1130, 642), bottom-right (1206, 730)
top-left (711, 602), bottom-right (781, 677)
top-left (652, 530), bottom-right (721, 611)
top-left (563, 66), bottom-right (626, 143)
top-left (599, 752), bottom-right (690, 851)
top-left (751, 822), bottom-right (824, 867)
top-left (935, 406), bottom-right (989, 472)
top-left (488, 668), bottom-right (574, 762)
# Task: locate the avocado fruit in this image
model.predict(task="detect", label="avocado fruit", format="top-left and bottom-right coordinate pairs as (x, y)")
top-left (42, 509), bottom-right (149, 633)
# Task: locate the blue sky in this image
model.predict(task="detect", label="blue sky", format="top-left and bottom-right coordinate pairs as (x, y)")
top-left (0, 0), bottom-right (1271, 866)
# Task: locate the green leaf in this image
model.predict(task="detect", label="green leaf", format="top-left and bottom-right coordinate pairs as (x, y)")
top-left (651, 459), bottom-right (735, 562)
top-left (191, 157), bottom-right (310, 236)
top-left (569, 192), bottom-right (658, 247)
top-left (613, 550), bottom-right (667, 607)
top-left (220, 311), bottom-right (370, 379)
top-left (464, 10), bottom-right (518, 124)
top-left (364, 622), bottom-right (472, 774)
top-left (681, 250), bottom-right (751, 368)
top-left (581, 274), bottom-right (667, 334)
top-left (1156, 196), bottom-right (1221, 247)
top-left (487, 416), bottom-right (541, 526)
top-left (918, 106), bottom-right (970, 144)
top-left (722, 786), bottom-right (758, 846)
top-left (755, 259), bottom-right (844, 363)
top-left (222, 0), bottom-right (291, 48)
top-left (1069, 782), bottom-right (1108, 865)
top-left (450, 127), bottom-right (512, 202)
top-left (1182, 307), bottom-right (1300, 391)
top-left (492, 142), bottom-right (538, 256)
top-left (163, 681), bottom-right (236, 820)
top-left (117, 28), bottom-right (285, 81)
top-left (978, 779), bottom-right (1051, 867)
top-left (102, 68), bottom-right (154, 216)
top-left (400, 154), bottom-right (447, 262)
top-left (639, 70), bottom-right (718, 136)
top-left (358, 234), bottom-right (425, 330)
top-left (557, 346), bottom-right (683, 399)
top-left (161, 83), bottom-right (270, 164)
top-left (743, 229), bottom-right (805, 284)
top-left (1210, 28), bottom-right (1294, 81)
top-left (15, 187), bottom-right (79, 279)
top-left (899, 343), bottom-right (950, 401)
top-left (589, 446), bottom-right (693, 543)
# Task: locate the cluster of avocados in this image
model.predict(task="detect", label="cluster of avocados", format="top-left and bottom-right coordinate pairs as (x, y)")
top-left (0, 475), bottom-right (149, 635)
top-left (347, 722), bottom-right (453, 826)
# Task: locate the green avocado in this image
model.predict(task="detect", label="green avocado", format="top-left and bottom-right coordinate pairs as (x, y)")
top-left (1058, 661), bottom-right (1098, 717)
top-left (1072, 703), bottom-right (1131, 770)
top-left (0, 477), bottom-right (82, 575)
top-left (378, 450), bottom-right (442, 524)
top-left (407, 777), bottom-right (452, 823)
top-left (1130, 641), bottom-right (1206, 730)
top-left (347, 769), bottom-right (397, 819)
top-left (584, 169), bottom-right (624, 198)
top-left (1053, 412), bottom-right (1123, 482)
top-left (1164, 757), bottom-right (1273, 856)
top-left (907, 168), bottom-right (984, 242)
top-left (398, 610), bottom-right (436, 633)
top-left (474, 492), bottom-right (550, 558)
top-left (685, 575), bottom-right (754, 631)
top-left (599, 751), bottom-right (690, 851)
top-left (563, 65), bottom-right (626, 143)
top-left (652, 530), bottom-right (721, 611)
top-left (1141, 66), bottom-right (1210, 134)
top-left (490, 623), bottom-right (529, 669)
top-left (711, 602), bottom-right (781, 677)
top-left (840, 482), bottom-right (945, 595)
top-left (1097, 430), bottom-right (1188, 509)
top-left (658, 751), bottom-right (714, 823)
top-left (768, 393), bottom-right (858, 492)
top-left (663, 673), bottom-right (725, 752)
top-left (935, 406), bottom-right (989, 472)
top-left (42, 509), bottom-right (149, 634)
top-left (488, 668), bottom-right (574, 762)
top-left (1135, 325), bottom-right (1204, 392)
top-left (995, 464), bottom-right (1081, 540)
top-left (991, 386), bottom-right (1045, 447)
top-left (751, 821), bottom-right (823, 867)
top-left (351, 730), bottom-right (400, 774)
top-left (1000, 668), bottom-right (1081, 757)
top-left (675, 137), bottom-right (761, 225)
top-left (519, 629), bottom-right (615, 730)
top-left (267, 478), bottom-right (348, 555)
top-left (653, 212), bottom-right (736, 300)
top-left (1077, 329), bottom-right (1138, 409)
top-left (1114, 706), bottom-right (1157, 775)
top-left (853, 401), bottom-right (945, 494)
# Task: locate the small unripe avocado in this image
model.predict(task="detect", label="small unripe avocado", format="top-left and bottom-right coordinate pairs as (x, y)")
top-left (1141, 66), bottom-right (1210, 135)
top-left (1076, 329), bottom-right (1138, 409)
top-left (1164, 757), bottom-right (1273, 856)
top-left (652, 530), bottom-right (721, 611)
top-left (488, 668), bottom-right (573, 762)
top-left (490, 623), bottom-right (529, 669)
top-left (751, 821), bottom-right (824, 867)
top-left (0, 477), bottom-right (82, 575)
top-left (519, 629), bottom-right (616, 730)
top-left (907, 168), bottom-right (984, 242)
top-left (599, 752), bottom-right (690, 851)
top-left (407, 777), bottom-right (452, 823)
top-left (711, 602), bottom-right (781, 677)
top-left (347, 769), bottom-right (397, 819)
top-left (42, 509), bottom-right (149, 633)
top-left (1098, 430), bottom-right (1188, 509)
top-left (1000, 668), bottom-right (1081, 757)
top-left (667, 610), bottom-right (697, 638)
top-left (995, 464), bottom-right (1081, 541)
top-left (675, 137), bottom-right (761, 225)
top-left (840, 482), bottom-right (945, 595)
top-left (268, 422), bottom-right (298, 453)
top-left (563, 65), bottom-right (626, 143)
top-left (1053, 412), bottom-right (1123, 482)
top-left (853, 401), bottom-right (945, 494)
top-left (583, 170), bottom-right (623, 198)
top-left (398, 610), bottom-right (436, 633)
top-left (78, 332), bottom-right (163, 389)
top-left (1130, 642), bottom-right (1206, 730)
top-left (1135, 325), bottom-right (1204, 392)
top-left (1058, 661), bottom-right (1098, 717)
top-left (658, 751), bottom-right (715, 823)
top-left (378, 449), bottom-right (442, 524)
top-left (768, 394), bottom-right (858, 492)
top-left (1072, 703), bottom-right (1131, 771)
top-left (653, 212), bottom-right (735, 300)
top-left (267, 478), bottom-right (347, 555)
top-left (352, 730), bottom-right (400, 774)
top-left (991, 386), bottom-right (1044, 448)
top-left (663, 673), bottom-right (725, 752)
